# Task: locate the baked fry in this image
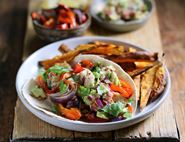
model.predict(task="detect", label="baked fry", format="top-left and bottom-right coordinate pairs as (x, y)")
top-left (58, 44), bottom-right (71, 53)
top-left (119, 62), bottom-right (136, 72)
top-left (93, 41), bottom-right (116, 47)
top-left (84, 47), bottom-right (123, 56)
top-left (135, 62), bottom-right (156, 68)
top-left (128, 47), bottom-right (137, 52)
top-left (150, 65), bottom-right (166, 101)
top-left (128, 61), bottom-right (160, 77)
top-left (133, 75), bottom-right (141, 101)
top-left (84, 45), bottom-right (124, 56)
top-left (39, 44), bottom-right (95, 69)
top-left (140, 63), bottom-right (161, 110)
top-left (108, 51), bottom-right (158, 63)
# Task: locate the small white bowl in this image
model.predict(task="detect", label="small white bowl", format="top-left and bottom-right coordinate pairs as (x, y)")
top-left (90, 0), bottom-right (154, 32)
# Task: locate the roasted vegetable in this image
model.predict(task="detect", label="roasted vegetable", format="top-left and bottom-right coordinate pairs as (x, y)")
top-left (128, 61), bottom-right (160, 77)
top-left (108, 51), bottom-right (158, 63)
top-left (58, 104), bottom-right (81, 120)
top-left (140, 63), bottom-right (161, 110)
top-left (84, 44), bottom-right (124, 56)
top-left (119, 62), bottom-right (136, 72)
top-left (133, 75), bottom-right (141, 101)
top-left (39, 44), bottom-right (95, 69)
top-left (58, 44), bottom-right (72, 53)
top-left (31, 4), bottom-right (88, 30)
top-left (150, 65), bottom-right (166, 101)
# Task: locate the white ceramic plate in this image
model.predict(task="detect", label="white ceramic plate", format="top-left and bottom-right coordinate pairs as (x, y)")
top-left (16, 36), bottom-right (171, 132)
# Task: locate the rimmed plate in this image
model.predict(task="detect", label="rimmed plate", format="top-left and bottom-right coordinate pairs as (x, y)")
top-left (16, 36), bottom-right (171, 132)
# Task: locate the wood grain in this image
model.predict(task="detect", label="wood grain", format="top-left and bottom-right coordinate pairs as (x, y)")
top-left (13, 100), bottom-right (74, 139)
top-left (156, 0), bottom-right (185, 141)
top-left (0, 0), bottom-right (28, 142)
top-left (12, 0), bottom-right (179, 141)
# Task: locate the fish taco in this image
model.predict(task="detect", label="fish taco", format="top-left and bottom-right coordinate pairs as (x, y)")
top-left (22, 54), bottom-right (137, 122)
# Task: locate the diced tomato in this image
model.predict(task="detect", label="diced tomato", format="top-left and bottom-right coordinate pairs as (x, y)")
top-left (73, 64), bottom-right (84, 73)
top-left (40, 15), bottom-right (47, 24)
top-left (31, 12), bottom-right (39, 20)
top-left (80, 60), bottom-right (94, 68)
top-left (44, 18), bottom-right (55, 28)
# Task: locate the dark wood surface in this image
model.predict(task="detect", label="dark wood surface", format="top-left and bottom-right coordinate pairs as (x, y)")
top-left (0, 0), bottom-right (28, 142)
top-left (0, 0), bottom-right (184, 142)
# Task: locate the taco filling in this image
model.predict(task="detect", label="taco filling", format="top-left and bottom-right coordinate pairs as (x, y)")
top-left (30, 55), bottom-right (134, 122)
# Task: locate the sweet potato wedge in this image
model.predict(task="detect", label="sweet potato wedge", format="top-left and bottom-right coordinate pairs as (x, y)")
top-left (150, 65), bottom-right (166, 101)
top-left (133, 75), bottom-right (141, 101)
top-left (39, 44), bottom-right (95, 69)
top-left (58, 44), bottom-right (71, 53)
top-left (84, 44), bottom-right (124, 56)
top-left (119, 62), bottom-right (136, 72)
top-left (127, 61), bottom-right (160, 77)
top-left (93, 41), bottom-right (116, 47)
top-left (108, 51), bottom-right (158, 63)
top-left (135, 62), bottom-right (157, 68)
top-left (140, 63), bottom-right (161, 110)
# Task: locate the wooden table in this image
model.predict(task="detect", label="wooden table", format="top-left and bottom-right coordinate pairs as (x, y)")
top-left (0, 0), bottom-right (184, 142)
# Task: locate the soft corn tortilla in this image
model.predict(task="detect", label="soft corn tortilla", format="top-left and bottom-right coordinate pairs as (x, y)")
top-left (22, 54), bottom-right (137, 120)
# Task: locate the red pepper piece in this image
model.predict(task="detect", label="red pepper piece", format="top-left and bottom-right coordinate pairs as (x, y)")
top-left (73, 64), bottom-right (84, 73)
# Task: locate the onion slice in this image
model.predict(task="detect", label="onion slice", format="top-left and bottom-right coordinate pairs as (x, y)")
top-left (50, 82), bottom-right (77, 104)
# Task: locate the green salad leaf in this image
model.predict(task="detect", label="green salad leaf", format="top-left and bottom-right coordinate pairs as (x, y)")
top-left (102, 102), bottom-right (127, 117)
top-left (59, 81), bottom-right (68, 94)
top-left (77, 85), bottom-right (91, 97)
top-left (92, 66), bottom-right (101, 73)
top-left (38, 68), bottom-right (46, 76)
top-left (93, 71), bottom-right (101, 79)
top-left (97, 84), bottom-right (108, 95)
top-left (128, 98), bottom-right (133, 104)
top-left (31, 86), bottom-right (46, 99)
top-left (96, 111), bottom-right (109, 119)
top-left (51, 104), bottom-right (58, 114)
top-left (38, 68), bottom-right (47, 81)
top-left (110, 72), bottom-right (120, 86)
top-left (72, 74), bottom-right (80, 83)
top-left (124, 112), bottom-right (132, 118)
top-left (48, 65), bottom-right (71, 75)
